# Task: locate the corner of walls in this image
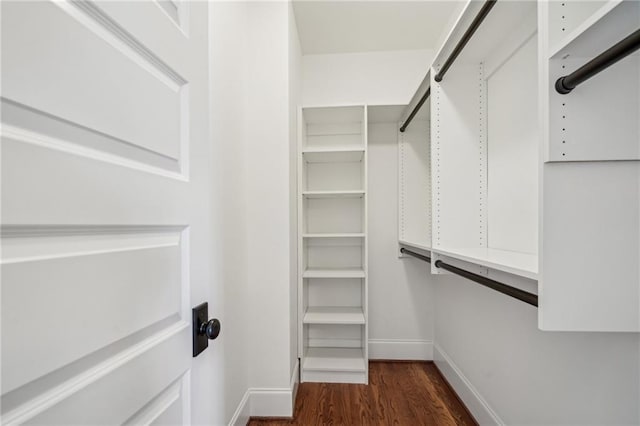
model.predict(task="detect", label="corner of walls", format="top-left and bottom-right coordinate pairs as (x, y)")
top-left (209, 1), bottom-right (251, 424)
top-left (433, 275), bottom-right (640, 425)
top-left (288, 0), bottom-right (302, 391)
top-left (228, 360), bottom-right (300, 425)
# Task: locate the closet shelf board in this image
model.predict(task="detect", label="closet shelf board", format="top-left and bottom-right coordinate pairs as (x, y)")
top-left (303, 268), bottom-right (366, 278)
top-left (431, 247), bottom-right (538, 280)
top-left (303, 190), bottom-right (365, 199)
top-left (302, 347), bottom-right (366, 372)
top-left (303, 307), bottom-right (365, 325)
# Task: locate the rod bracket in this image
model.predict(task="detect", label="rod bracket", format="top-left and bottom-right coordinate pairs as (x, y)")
top-left (555, 76), bottom-right (573, 94)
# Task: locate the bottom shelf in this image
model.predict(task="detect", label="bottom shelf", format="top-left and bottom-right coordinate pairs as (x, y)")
top-left (301, 347), bottom-right (367, 384)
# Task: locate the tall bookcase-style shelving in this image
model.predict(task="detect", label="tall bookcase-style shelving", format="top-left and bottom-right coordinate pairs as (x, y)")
top-left (298, 105), bottom-right (368, 384)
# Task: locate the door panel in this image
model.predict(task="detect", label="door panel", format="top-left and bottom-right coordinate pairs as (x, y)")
top-left (1, 0), bottom-right (212, 424)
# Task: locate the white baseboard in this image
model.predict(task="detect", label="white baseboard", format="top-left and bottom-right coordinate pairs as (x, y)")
top-left (433, 343), bottom-right (504, 425)
top-left (228, 389), bottom-right (251, 426)
top-left (368, 339), bottom-right (433, 360)
top-left (228, 360), bottom-right (299, 425)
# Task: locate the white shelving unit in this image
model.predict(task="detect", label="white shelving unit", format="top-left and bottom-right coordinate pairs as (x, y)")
top-left (539, 0), bottom-right (640, 331)
top-left (298, 105), bottom-right (368, 384)
top-left (430, 0), bottom-right (539, 281)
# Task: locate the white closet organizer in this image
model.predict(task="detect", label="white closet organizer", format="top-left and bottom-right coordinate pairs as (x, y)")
top-left (397, 0), bottom-right (640, 331)
top-left (539, 0), bottom-right (640, 331)
top-left (430, 0), bottom-right (539, 281)
top-left (298, 105), bottom-right (368, 384)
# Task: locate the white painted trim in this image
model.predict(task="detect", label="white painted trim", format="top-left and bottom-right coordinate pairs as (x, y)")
top-left (368, 339), bottom-right (433, 360)
top-left (228, 390), bottom-right (251, 426)
top-left (290, 359), bottom-right (300, 413)
top-left (433, 344), bottom-right (504, 426)
top-left (228, 360), bottom-right (300, 425)
top-left (249, 388), bottom-right (293, 418)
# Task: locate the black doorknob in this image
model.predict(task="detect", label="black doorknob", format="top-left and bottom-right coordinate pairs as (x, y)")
top-left (199, 318), bottom-right (221, 340)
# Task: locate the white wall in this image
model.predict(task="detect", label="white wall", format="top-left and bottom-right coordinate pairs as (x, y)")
top-left (245, 1), bottom-right (295, 394)
top-left (288, 1), bottom-right (302, 386)
top-left (368, 121), bottom-right (435, 359)
top-left (210, 2), bottom-right (250, 424)
top-left (302, 50), bottom-right (433, 106)
top-left (435, 276), bottom-right (640, 425)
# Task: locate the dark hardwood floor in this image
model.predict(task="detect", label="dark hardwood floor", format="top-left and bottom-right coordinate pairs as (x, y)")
top-left (248, 361), bottom-right (477, 426)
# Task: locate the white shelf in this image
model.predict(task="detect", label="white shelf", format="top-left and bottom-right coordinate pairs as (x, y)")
top-left (399, 240), bottom-right (432, 253)
top-left (302, 148), bottom-right (365, 163)
top-left (303, 268), bottom-right (365, 279)
top-left (302, 347), bottom-right (366, 372)
top-left (549, 0), bottom-right (632, 59)
top-left (432, 247), bottom-right (538, 280)
top-left (303, 233), bottom-right (365, 239)
top-left (303, 307), bottom-right (365, 325)
top-left (303, 190), bottom-right (365, 199)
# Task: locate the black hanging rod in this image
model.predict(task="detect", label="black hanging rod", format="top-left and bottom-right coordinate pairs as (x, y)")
top-left (434, 0), bottom-right (497, 83)
top-left (400, 247), bottom-right (538, 307)
top-left (400, 87), bottom-right (430, 133)
top-left (556, 28), bottom-right (640, 94)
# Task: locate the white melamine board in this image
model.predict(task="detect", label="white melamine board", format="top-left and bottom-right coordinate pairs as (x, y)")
top-left (487, 35), bottom-right (538, 255)
top-left (432, 63), bottom-right (484, 250)
top-left (434, 1), bottom-right (537, 67)
top-left (432, 247), bottom-right (538, 280)
top-left (302, 348), bottom-right (365, 372)
top-left (302, 149), bottom-right (364, 162)
top-left (547, 1), bottom-right (640, 162)
top-left (540, 162), bottom-right (640, 331)
top-left (303, 268), bottom-right (365, 278)
top-left (549, 0), bottom-right (623, 57)
top-left (303, 233), bottom-right (365, 238)
top-left (399, 119), bottom-right (431, 247)
top-left (303, 190), bottom-right (365, 199)
top-left (303, 307), bottom-right (365, 325)
top-left (399, 240), bottom-right (432, 253)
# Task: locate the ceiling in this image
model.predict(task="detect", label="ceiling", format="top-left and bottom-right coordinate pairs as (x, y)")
top-left (292, 1), bottom-right (462, 55)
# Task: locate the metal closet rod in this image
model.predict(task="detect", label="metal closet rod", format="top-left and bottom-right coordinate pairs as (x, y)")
top-left (555, 28), bottom-right (640, 94)
top-left (434, 0), bottom-right (497, 83)
top-left (400, 247), bottom-right (539, 307)
top-left (400, 87), bottom-right (430, 133)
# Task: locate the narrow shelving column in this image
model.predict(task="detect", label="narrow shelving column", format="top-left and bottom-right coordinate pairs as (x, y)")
top-left (298, 105), bottom-right (368, 384)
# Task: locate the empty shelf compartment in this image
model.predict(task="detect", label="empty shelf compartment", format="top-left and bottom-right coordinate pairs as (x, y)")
top-left (303, 347), bottom-right (366, 372)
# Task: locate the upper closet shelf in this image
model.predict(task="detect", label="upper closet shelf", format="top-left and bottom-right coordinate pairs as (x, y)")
top-left (549, 0), bottom-right (635, 58)
top-left (302, 233), bottom-right (366, 239)
top-left (302, 190), bottom-right (365, 199)
top-left (431, 247), bottom-right (538, 280)
top-left (399, 240), bottom-right (432, 253)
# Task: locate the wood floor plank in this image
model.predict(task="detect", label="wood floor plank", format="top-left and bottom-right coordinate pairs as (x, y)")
top-left (248, 361), bottom-right (477, 426)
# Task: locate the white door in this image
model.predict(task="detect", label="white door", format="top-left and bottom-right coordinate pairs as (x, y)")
top-left (1, 1), bottom-right (219, 424)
